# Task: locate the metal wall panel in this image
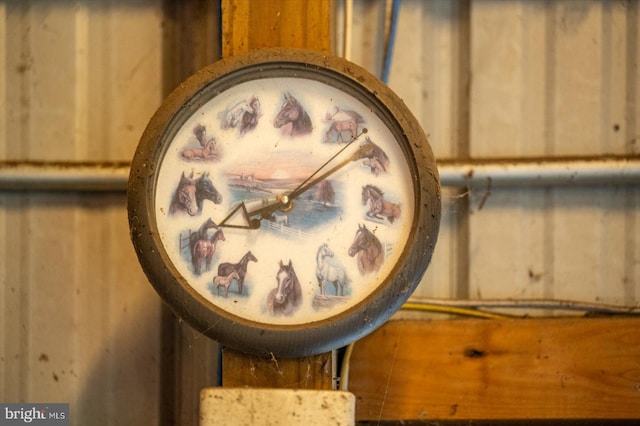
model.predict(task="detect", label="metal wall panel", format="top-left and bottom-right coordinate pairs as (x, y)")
top-left (1, 1), bottom-right (166, 424)
top-left (2, 0), bottom-right (164, 162)
top-left (465, 1), bottom-right (639, 306)
top-left (348, 0), bottom-right (639, 312)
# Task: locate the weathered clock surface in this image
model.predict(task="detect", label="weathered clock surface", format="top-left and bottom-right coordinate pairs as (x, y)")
top-left (128, 48), bottom-right (440, 357)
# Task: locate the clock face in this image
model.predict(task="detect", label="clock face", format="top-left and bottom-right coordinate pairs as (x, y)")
top-left (129, 49), bottom-right (440, 357)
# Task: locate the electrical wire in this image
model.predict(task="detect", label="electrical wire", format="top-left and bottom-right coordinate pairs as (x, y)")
top-left (401, 302), bottom-right (512, 319)
top-left (407, 297), bottom-right (640, 316)
top-left (381, 0), bottom-right (400, 84)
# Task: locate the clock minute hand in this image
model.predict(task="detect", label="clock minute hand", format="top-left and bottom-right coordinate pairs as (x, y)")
top-left (220, 131), bottom-right (367, 229)
top-left (245, 138), bottom-right (367, 218)
top-left (286, 128), bottom-right (369, 203)
top-left (287, 144), bottom-right (366, 201)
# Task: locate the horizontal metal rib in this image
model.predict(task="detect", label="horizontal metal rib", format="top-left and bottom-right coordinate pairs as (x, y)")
top-left (0, 156), bottom-right (638, 192)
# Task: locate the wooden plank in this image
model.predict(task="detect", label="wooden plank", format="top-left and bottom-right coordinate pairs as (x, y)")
top-left (162, 0), bottom-right (221, 94)
top-left (221, 0), bottom-right (331, 57)
top-left (218, 0), bottom-right (334, 391)
top-left (222, 348), bottom-right (334, 390)
top-left (349, 319), bottom-right (640, 421)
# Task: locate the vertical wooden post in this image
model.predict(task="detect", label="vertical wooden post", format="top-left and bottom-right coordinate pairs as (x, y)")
top-left (221, 0), bottom-right (332, 57)
top-left (219, 0), bottom-right (334, 390)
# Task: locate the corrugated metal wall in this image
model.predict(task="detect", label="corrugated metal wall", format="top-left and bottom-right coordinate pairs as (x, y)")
top-left (1, 0), bottom-right (638, 424)
top-left (354, 0), bottom-right (640, 309)
top-left (1, 1), bottom-right (166, 424)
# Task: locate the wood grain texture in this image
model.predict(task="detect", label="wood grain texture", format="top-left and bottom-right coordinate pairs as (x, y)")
top-left (349, 319), bottom-right (640, 421)
top-left (222, 347), bottom-right (334, 390)
top-left (221, 0), bottom-right (331, 57)
top-left (218, 0), bottom-right (334, 390)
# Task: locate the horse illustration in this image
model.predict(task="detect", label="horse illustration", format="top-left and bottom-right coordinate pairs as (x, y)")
top-left (362, 158), bottom-right (385, 177)
top-left (193, 124), bottom-right (214, 146)
top-left (192, 230), bottom-right (226, 275)
top-left (213, 271), bottom-right (241, 297)
top-left (316, 243), bottom-right (348, 296)
top-left (315, 180), bottom-right (335, 206)
top-left (181, 139), bottom-right (217, 161)
top-left (359, 137), bottom-right (390, 175)
top-left (361, 184), bottom-right (401, 223)
top-left (273, 93), bottom-right (312, 136)
top-left (217, 251), bottom-right (258, 295)
top-left (324, 108), bottom-right (364, 143)
top-left (169, 172), bottom-right (198, 216)
top-left (220, 96), bottom-right (261, 135)
top-left (189, 217), bottom-right (218, 256)
top-left (267, 260), bottom-right (302, 316)
top-left (271, 212), bottom-right (288, 226)
top-left (348, 224), bottom-right (384, 275)
top-left (195, 172), bottom-right (223, 213)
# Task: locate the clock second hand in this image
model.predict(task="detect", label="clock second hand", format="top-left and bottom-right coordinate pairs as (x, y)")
top-left (219, 129), bottom-right (368, 229)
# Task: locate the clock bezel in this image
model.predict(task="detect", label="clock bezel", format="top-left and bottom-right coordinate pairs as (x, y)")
top-left (128, 48), bottom-right (441, 357)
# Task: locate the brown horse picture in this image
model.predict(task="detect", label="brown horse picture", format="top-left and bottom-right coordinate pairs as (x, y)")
top-left (324, 108), bottom-right (364, 143)
top-left (359, 137), bottom-right (390, 175)
top-left (217, 251), bottom-right (258, 296)
top-left (348, 224), bottom-right (384, 275)
top-left (181, 139), bottom-right (217, 161)
top-left (192, 230), bottom-right (225, 275)
top-left (361, 184), bottom-right (401, 223)
top-left (189, 217), bottom-right (218, 257)
top-left (169, 172), bottom-right (198, 216)
top-left (273, 93), bottom-right (312, 136)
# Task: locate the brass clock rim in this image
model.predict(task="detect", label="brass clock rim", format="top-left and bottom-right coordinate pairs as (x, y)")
top-left (128, 48), bottom-right (441, 358)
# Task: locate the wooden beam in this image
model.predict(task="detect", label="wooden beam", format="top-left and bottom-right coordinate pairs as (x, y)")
top-left (221, 0), bottom-right (332, 57)
top-left (162, 0), bottom-right (221, 93)
top-left (218, 0), bottom-right (333, 390)
top-left (222, 347), bottom-right (334, 390)
top-left (349, 318), bottom-right (640, 421)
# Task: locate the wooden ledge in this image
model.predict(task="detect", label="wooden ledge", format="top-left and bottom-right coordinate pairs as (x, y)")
top-left (349, 318), bottom-right (640, 421)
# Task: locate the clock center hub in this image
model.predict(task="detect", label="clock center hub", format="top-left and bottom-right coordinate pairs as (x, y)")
top-left (279, 194), bottom-right (293, 212)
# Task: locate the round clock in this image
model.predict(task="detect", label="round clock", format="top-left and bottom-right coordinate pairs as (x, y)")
top-left (128, 48), bottom-right (440, 358)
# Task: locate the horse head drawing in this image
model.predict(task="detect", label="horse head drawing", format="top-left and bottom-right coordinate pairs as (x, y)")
top-left (348, 224), bottom-right (384, 275)
top-left (169, 172), bottom-right (198, 216)
top-left (195, 172), bottom-right (223, 212)
top-left (267, 260), bottom-right (302, 316)
top-left (273, 93), bottom-right (312, 136)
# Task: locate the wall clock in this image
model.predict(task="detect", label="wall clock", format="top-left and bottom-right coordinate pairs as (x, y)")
top-left (128, 48), bottom-right (440, 358)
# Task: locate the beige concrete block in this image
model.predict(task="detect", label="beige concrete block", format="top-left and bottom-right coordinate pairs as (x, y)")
top-left (200, 388), bottom-right (355, 426)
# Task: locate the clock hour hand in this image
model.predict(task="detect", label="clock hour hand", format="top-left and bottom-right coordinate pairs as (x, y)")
top-left (217, 201), bottom-right (260, 229)
top-left (218, 194), bottom-right (287, 229)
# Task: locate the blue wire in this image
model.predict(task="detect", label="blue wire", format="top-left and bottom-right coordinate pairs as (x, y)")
top-left (382, 0), bottom-right (400, 84)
